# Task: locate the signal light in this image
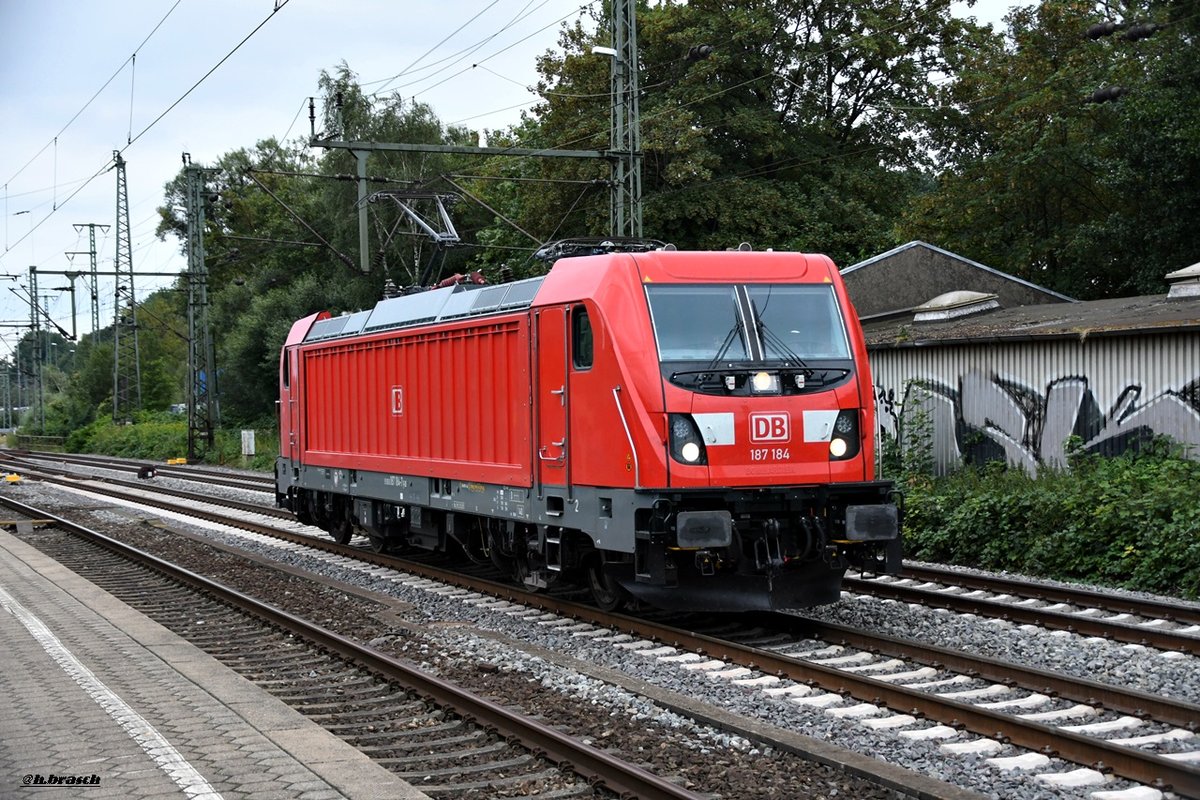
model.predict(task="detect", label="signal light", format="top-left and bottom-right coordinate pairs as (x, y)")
top-left (751, 371), bottom-right (779, 394)
top-left (669, 414), bottom-right (708, 465)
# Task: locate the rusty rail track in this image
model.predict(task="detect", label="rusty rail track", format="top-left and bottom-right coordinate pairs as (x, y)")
top-left (893, 563), bottom-right (1200, 628)
top-left (7, 460), bottom-right (1199, 797)
top-left (844, 575), bottom-right (1199, 656)
top-left (0, 493), bottom-right (703, 800)
top-left (9, 449), bottom-right (274, 491)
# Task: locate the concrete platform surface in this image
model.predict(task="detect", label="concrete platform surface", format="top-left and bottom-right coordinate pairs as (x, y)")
top-left (0, 529), bottom-right (430, 799)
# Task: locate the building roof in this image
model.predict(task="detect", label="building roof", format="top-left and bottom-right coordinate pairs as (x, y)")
top-left (841, 241), bottom-right (1073, 321)
top-left (862, 291), bottom-right (1200, 349)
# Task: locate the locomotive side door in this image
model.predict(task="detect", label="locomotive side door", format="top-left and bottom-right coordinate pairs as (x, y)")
top-left (279, 346), bottom-right (299, 460)
top-left (535, 306), bottom-right (570, 494)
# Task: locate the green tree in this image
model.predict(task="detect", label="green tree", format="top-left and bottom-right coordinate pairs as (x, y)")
top-left (472, 0), bottom-right (980, 267)
top-left (900, 0), bottom-right (1199, 298)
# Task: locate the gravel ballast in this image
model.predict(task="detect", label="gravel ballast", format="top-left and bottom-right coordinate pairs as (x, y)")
top-left (5, 470), bottom-right (1196, 800)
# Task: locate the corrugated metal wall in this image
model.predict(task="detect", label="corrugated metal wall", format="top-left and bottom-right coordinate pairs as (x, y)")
top-left (869, 331), bottom-right (1200, 475)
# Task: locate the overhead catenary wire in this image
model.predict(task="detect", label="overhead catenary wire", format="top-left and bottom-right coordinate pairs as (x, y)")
top-left (377, 3), bottom-right (590, 100)
top-left (372, 0), bottom-right (504, 96)
top-left (0, 0), bottom-right (293, 268)
top-left (1, 0), bottom-right (183, 190)
top-left (365, 0), bottom-right (570, 96)
top-left (300, 2), bottom-right (962, 263)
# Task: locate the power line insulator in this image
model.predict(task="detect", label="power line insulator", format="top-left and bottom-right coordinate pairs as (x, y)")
top-left (1087, 85), bottom-right (1128, 103)
top-left (1122, 22), bottom-right (1161, 41)
top-left (1086, 20), bottom-right (1123, 39)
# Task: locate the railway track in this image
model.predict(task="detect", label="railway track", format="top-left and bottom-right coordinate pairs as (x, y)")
top-left (5, 454), bottom-right (1198, 797)
top-left (892, 563), bottom-right (1200, 630)
top-left (0, 494), bottom-right (699, 800)
top-left (844, 571), bottom-right (1200, 655)
top-left (8, 449), bottom-right (275, 492)
top-left (6, 454), bottom-right (1195, 656)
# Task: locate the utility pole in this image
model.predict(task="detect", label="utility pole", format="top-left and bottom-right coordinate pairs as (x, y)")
top-left (112, 152), bottom-right (141, 423)
top-left (27, 267), bottom-right (44, 431)
top-left (68, 222), bottom-right (108, 339)
top-left (2, 370), bottom-right (10, 430)
top-left (609, 0), bottom-right (642, 238)
top-left (183, 154), bottom-right (219, 459)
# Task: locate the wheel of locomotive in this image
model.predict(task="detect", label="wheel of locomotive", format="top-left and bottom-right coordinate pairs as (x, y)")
top-left (330, 517), bottom-right (354, 545)
top-left (367, 532), bottom-right (388, 553)
top-left (586, 558), bottom-right (628, 611)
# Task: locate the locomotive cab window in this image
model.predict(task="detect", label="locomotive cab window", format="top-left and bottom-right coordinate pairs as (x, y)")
top-left (572, 306), bottom-right (593, 369)
top-left (747, 285), bottom-right (850, 359)
top-left (282, 350), bottom-right (290, 388)
top-left (645, 286), bottom-right (748, 362)
top-left (646, 283), bottom-right (854, 395)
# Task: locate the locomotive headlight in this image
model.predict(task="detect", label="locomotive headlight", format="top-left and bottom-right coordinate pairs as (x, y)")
top-left (751, 371), bottom-right (779, 394)
top-left (668, 414), bottom-right (708, 465)
top-left (829, 409), bottom-right (861, 461)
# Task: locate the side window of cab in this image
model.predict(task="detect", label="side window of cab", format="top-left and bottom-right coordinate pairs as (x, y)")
top-left (572, 306), bottom-right (593, 370)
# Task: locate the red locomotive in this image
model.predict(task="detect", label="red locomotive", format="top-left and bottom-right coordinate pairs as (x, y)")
top-left (276, 242), bottom-right (900, 611)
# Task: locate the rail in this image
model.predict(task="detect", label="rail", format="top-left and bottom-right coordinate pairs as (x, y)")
top-left (0, 493), bottom-right (705, 800)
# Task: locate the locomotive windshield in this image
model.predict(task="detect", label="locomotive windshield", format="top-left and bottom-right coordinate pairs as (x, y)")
top-left (646, 283), bottom-right (853, 395)
top-left (646, 284), bottom-right (850, 362)
top-left (747, 285), bottom-right (850, 360)
top-left (644, 285), bottom-right (749, 361)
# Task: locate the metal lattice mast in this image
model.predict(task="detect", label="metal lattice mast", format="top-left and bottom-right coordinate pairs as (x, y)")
top-left (183, 154), bottom-right (219, 459)
top-left (610, 0), bottom-right (642, 238)
top-left (28, 266), bottom-right (44, 431)
top-left (70, 222), bottom-right (108, 338)
top-left (112, 151), bottom-right (141, 422)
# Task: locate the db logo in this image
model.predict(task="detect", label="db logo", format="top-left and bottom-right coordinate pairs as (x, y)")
top-left (391, 386), bottom-right (404, 416)
top-left (750, 412), bottom-right (790, 442)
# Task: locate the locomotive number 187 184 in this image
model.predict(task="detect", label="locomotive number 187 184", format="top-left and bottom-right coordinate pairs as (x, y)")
top-left (750, 447), bottom-right (791, 461)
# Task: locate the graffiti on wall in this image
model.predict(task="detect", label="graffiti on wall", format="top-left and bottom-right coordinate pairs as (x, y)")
top-left (877, 370), bottom-right (1200, 474)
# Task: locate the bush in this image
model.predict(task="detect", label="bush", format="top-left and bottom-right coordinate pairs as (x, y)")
top-left (67, 413), bottom-right (278, 471)
top-left (902, 441), bottom-right (1200, 599)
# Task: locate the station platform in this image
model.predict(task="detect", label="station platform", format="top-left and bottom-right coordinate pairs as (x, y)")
top-left (0, 529), bottom-right (430, 800)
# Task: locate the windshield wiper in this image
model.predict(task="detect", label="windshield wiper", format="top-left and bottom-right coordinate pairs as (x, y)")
top-left (751, 298), bottom-right (810, 371)
top-left (706, 318), bottom-right (743, 371)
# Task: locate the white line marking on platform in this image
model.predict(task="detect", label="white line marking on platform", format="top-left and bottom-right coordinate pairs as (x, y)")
top-left (0, 585), bottom-right (223, 799)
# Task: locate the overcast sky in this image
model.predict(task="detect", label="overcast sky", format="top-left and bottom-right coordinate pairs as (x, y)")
top-left (0, 0), bottom-right (1016, 356)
